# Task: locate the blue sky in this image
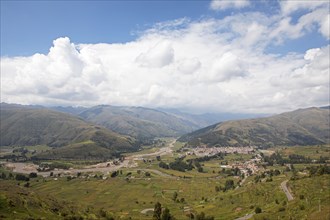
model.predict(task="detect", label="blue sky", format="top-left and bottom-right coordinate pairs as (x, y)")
top-left (2, 0), bottom-right (327, 56)
top-left (1, 0), bottom-right (329, 113)
top-left (2, 1), bottom-right (210, 56)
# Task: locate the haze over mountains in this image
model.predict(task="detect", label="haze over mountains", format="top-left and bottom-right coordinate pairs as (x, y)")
top-left (179, 107), bottom-right (330, 148)
top-left (51, 105), bottom-right (266, 139)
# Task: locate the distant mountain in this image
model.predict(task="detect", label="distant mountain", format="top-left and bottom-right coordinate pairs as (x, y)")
top-left (179, 107), bottom-right (330, 148)
top-left (50, 105), bottom-right (267, 140)
top-left (50, 106), bottom-right (88, 115)
top-left (0, 103), bottom-right (137, 159)
top-left (77, 105), bottom-right (201, 139)
top-left (158, 108), bottom-right (268, 127)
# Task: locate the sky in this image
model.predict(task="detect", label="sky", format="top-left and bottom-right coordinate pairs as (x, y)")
top-left (1, 0), bottom-right (329, 114)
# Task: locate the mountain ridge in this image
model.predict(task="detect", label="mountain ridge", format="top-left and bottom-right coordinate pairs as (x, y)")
top-left (179, 107), bottom-right (330, 148)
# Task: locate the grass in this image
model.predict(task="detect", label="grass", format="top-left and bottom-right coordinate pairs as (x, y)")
top-left (1, 172), bottom-right (322, 220)
top-left (1, 142), bottom-right (329, 219)
top-left (268, 145), bottom-right (330, 159)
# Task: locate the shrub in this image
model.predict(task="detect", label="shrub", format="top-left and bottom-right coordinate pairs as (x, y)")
top-left (255, 207), bottom-right (262, 214)
top-left (299, 205), bottom-right (305, 210)
top-left (29, 172), bottom-right (38, 178)
top-left (15, 174), bottom-right (29, 181)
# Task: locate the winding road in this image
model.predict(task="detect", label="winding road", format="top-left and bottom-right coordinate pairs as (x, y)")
top-left (281, 180), bottom-right (294, 201)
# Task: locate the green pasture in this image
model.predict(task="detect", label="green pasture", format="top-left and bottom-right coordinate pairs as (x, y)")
top-left (268, 145), bottom-right (330, 159)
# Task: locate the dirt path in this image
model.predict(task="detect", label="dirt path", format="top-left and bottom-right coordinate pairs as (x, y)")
top-left (141, 208), bottom-right (154, 214)
top-left (235, 213), bottom-right (254, 220)
top-left (141, 169), bottom-right (175, 179)
top-left (281, 180), bottom-right (294, 201)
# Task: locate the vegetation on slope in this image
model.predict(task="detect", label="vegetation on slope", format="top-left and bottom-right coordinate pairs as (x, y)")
top-left (0, 103), bottom-right (137, 159)
top-left (179, 107), bottom-right (330, 148)
top-left (78, 105), bottom-right (201, 139)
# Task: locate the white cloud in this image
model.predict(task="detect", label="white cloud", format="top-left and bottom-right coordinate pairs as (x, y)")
top-left (278, 1), bottom-right (330, 40)
top-left (280, 0), bottom-right (328, 15)
top-left (210, 0), bottom-right (250, 11)
top-left (1, 6), bottom-right (329, 114)
top-left (319, 13), bottom-right (330, 39)
top-left (136, 40), bottom-right (174, 68)
top-left (209, 52), bottom-right (247, 82)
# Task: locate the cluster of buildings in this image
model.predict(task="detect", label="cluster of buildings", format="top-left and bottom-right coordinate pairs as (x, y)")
top-left (230, 154), bottom-right (263, 176)
top-left (183, 146), bottom-right (255, 157)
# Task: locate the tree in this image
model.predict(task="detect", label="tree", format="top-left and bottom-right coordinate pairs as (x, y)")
top-left (15, 173), bottom-right (29, 181)
top-left (1, 172), bottom-right (6, 179)
top-left (153, 202), bottom-right (162, 220)
top-left (255, 207), bottom-right (262, 214)
top-left (195, 212), bottom-right (214, 220)
top-left (172, 191), bottom-right (178, 201)
top-left (161, 208), bottom-right (174, 220)
top-left (223, 180), bottom-right (235, 191)
top-left (111, 171), bottom-right (118, 178)
top-left (159, 162), bottom-right (169, 169)
top-left (29, 172), bottom-right (38, 178)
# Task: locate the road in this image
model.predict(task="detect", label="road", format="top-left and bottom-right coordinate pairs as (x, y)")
top-left (3, 139), bottom-right (177, 178)
top-left (128, 139), bottom-right (175, 159)
top-left (281, 180), bottom-right (294, 201)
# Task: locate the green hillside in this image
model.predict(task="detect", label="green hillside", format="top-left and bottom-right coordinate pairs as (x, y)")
top-left (78, 105), bottom-right (200, 139)
top-left (0, 103), bottom-right (137, 159)
top-left (179, 107), bottom-right (330, 148)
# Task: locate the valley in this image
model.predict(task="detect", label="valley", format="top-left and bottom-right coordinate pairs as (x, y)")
top-left (0, 105), bottom-right (329, 219)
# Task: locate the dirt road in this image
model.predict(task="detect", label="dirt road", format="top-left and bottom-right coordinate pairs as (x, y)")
top-left (281, 180), bottom-right (294, 201)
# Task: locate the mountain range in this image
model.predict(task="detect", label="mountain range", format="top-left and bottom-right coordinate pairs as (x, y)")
top-left (179, 107), bottom-right (330, 148)
top-left (51, 105), bottom-right (266, 139)
top-left (1, 103), bottom-right (329, 160)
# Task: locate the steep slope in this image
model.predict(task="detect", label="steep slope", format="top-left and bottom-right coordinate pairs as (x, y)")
top-left (0, 103), bottom-right (137, 159)
top-left (179, 107), bottom-right (330, 148)
top-left (78, 105), bottom-right (200, 139)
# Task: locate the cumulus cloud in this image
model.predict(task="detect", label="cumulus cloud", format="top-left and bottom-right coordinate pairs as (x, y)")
top-left (136, 40), bottom-right (174, 68)
top-left (1, 5), bottom-right (329, 114)
top-left (209, 52), bottom-right (246, 82)
top-left (210, 0), bottom-right (250, 11)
